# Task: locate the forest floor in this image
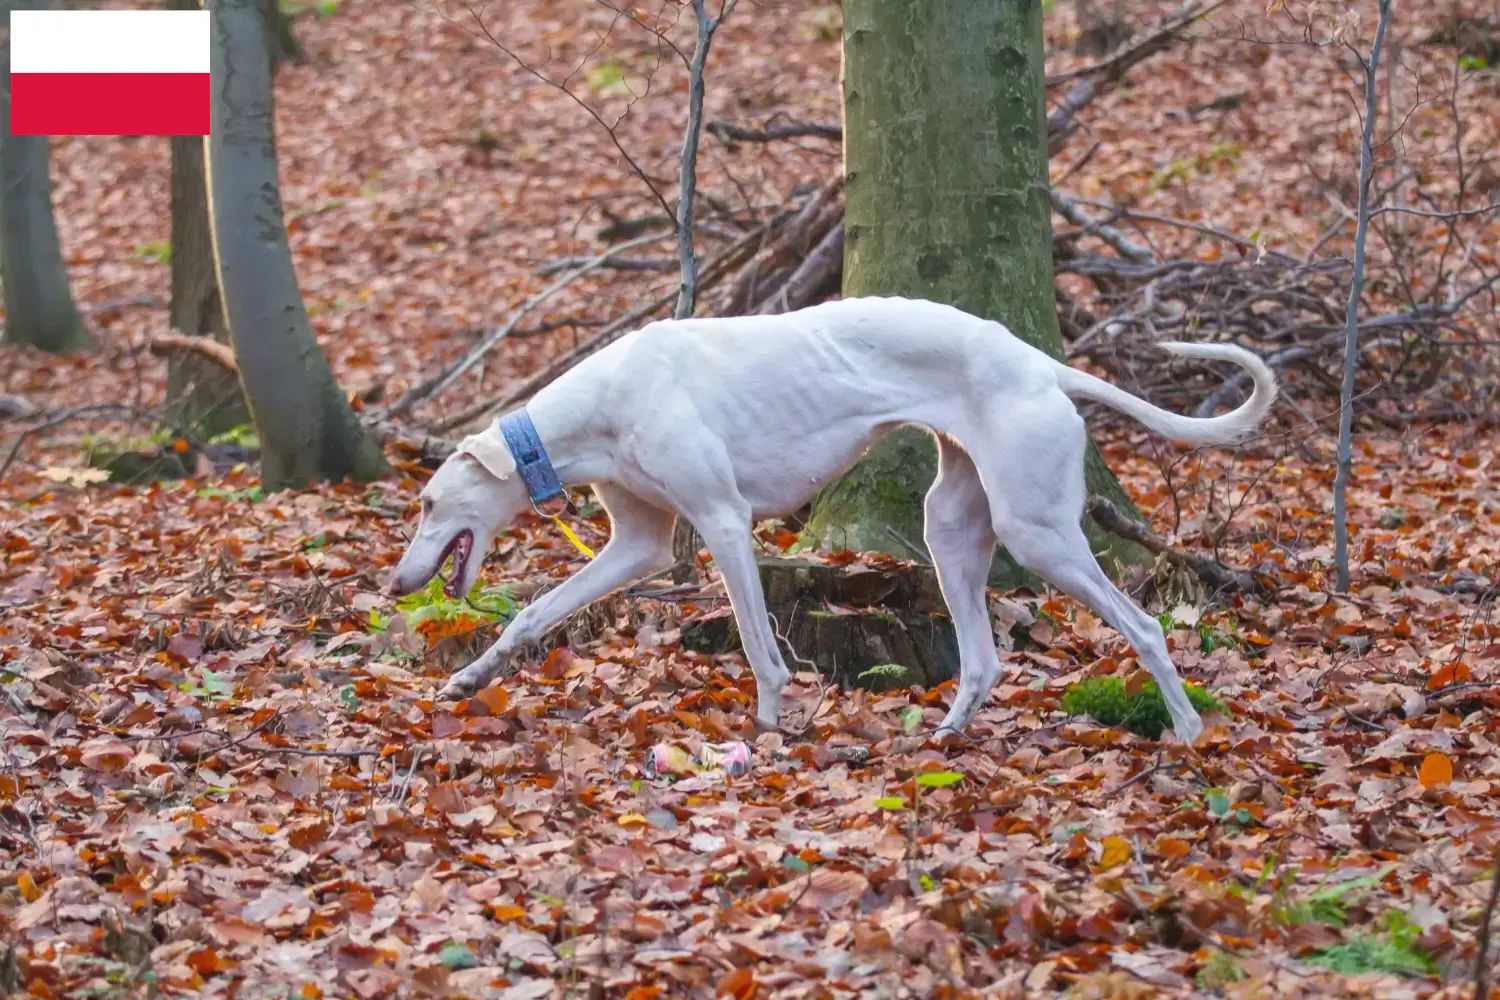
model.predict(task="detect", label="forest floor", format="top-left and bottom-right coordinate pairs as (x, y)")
top-left (3, 0), bottom-right (1500, 997)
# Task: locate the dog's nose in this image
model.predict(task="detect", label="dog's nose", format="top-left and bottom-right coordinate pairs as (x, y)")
top-left (384, 576), bottom-right (404, 597)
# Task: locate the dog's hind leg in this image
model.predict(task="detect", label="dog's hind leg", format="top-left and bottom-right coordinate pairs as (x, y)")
top-left (978, 400), bottom-right (1205, 743)
top-left (925, 436), bottom-right (1006, 737)
top-left (438, 484), bottom-right (676, 700)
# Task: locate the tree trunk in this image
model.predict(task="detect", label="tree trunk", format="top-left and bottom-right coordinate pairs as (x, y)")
top-left (811, 0), bottom-right (1145, 586)
top-left (0, 0), bottom-right (90, 355)
top-left (168, 0), bottom-right (249, 436)
top-left (205, 0), bottom-right (386, 488)
top-left (260, 0), bottom-right (300, 65)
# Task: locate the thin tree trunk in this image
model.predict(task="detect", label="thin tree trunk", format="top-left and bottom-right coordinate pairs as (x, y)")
top-left (0, 0), bottom-right (90, 355)
top-left (811, 0), bottom-right (1145, 586)
top-left (168, 0), bottom-right (248, 436)
top-left (205, 0), bottom-right (385, 488)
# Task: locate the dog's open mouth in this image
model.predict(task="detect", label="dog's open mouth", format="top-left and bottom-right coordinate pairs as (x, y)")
top-left (437, 529), bottom-right (474, 599)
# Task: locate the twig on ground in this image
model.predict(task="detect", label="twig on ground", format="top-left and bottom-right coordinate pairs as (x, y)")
top-left (707, 119), bottom-right (843, 144)
top-left (1087, 495), bottom-right (1266, 595)
top-left (537, 255), bottom-right (678, 277)
top-left (83, 295), bottom-right (169, 318)
top-left (0, 395), bottom-right (38, 421)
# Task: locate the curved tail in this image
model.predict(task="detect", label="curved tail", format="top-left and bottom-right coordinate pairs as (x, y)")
top-left (1052, 342), bottom-right (1278, 447)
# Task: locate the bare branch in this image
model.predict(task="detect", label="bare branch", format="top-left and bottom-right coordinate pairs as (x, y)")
top-left (674, 0), bottom-right (738, 321)
top-left (1333, 0), bottom-right (1392, 593)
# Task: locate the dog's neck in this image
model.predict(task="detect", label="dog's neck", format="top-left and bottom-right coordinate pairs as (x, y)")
top-left (522, 385), bottom-right (615, 487)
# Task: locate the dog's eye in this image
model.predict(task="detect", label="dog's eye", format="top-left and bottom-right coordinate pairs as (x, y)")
top-left (420, 498), bottom-right (433, 516)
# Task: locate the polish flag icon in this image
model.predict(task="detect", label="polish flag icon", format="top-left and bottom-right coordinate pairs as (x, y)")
top-left (8, 10), bottom-right (210, 137)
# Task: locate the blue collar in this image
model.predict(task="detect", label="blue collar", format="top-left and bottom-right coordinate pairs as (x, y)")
top-left (497, 410), bottom-right (567, 513)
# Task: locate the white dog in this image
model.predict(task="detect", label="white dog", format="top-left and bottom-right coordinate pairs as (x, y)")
top-left (388, 297), bottom-right (1275, 742)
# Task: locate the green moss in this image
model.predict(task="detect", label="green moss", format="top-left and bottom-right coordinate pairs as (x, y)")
top-left (1061, 676), bottom-right (1223, 739)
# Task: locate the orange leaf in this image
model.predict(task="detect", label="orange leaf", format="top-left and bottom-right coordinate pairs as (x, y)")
top-left (624, 988), bottom-right (665, 1000)
top-left (1098, 836), bottom-right (1132, 871)
top-left (717, 967), bottom-right (756, 1000)
top-left (1427, 661), bottom-right (1473, 690)
top-left (187, 947), bottom-right (232, 975)
top-left (1122, 670), bottom-right (1150, 700)
top-left (17, 871), bottom-right (40, 902)
top-left (473, 685), bottom-right (509, 715)
top-left (488, 904), bottom-right (526, 922)
top-left (1419, 752), bottom-right (1453, 788)
top-left (1155, 837), bottom-right (1192, 860)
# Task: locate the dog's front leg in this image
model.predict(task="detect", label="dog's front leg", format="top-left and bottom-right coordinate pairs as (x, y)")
top-left (689, 513), bottom-right (793, 728)
top-left (438, 487), bottom-right (675, 700)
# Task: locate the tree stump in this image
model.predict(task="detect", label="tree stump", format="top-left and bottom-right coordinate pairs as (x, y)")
top-left (681, 557), bottom-right (961, 692)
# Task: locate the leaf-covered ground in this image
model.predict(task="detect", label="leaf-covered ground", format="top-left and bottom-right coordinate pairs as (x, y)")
top-left (4, 1), bottom-right (1500, 997)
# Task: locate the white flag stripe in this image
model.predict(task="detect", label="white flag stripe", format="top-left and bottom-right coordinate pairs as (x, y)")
top-left (10, 10), bottom-right (209, 75)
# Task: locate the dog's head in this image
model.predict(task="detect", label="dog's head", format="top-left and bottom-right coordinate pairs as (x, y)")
top-left (386, 428), bottom-right (530, 600)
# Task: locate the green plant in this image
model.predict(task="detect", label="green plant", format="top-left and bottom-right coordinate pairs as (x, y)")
top-left (207, 424), bottom-right (260, 449)
top-left (369, 575), bottom-right (517, 637)
top-left (1274, 867), bottom-right (1394, 928)
top-left (181, 667), bottom-right (233, 703)
top-left (1307, 911), bottom-right (1437, 978)
top-left (196, 485), bottom-right (265, 503)
top-left (134, 240), bottom-right (171, 264)
top-left (1196, 951), bottom-right (1247, 990)
top-left (1061, 676), bottom-right (1223, 738)
top-left (1459, 54), bottom-right (1488, 70)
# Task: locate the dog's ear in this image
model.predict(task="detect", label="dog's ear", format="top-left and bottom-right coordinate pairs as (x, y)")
top-left (456, 428), bottom-right (515, 482)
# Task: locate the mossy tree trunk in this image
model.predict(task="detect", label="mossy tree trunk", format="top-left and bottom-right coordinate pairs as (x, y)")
top-left (0, 0), bottom-right (90, 355)
top-left (809, 0), bottom-right (1145, 586)
top-left (205, 0), bottom-right (386, 488)
top-left (168, 0), bottom-right (249, 437)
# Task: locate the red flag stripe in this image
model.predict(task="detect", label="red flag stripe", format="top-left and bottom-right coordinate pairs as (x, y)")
top-left (9, 73), bottom-right (210, 137)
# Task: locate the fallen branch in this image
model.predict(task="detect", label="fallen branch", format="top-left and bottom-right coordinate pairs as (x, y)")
top-left (538, 255), bottom-right (678, 277)
top-left (1087, 495), bottom-right (1266, 595)
top-left (145, 333), bottom-right (239, 372)
top-left (0, 395), bottom-right (38, 420)
top-left (753, 220), bottom-right (843, 315)
top-left (84, 295), bottom-right (169, 318)
top-left (707, 119), bottom-right (843, 144)
top-left (362, 416), bottom-right (458, 464)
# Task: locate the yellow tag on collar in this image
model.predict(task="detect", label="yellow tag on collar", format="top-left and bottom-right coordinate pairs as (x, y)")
top-left (552, 516), bottom-right (596, 559)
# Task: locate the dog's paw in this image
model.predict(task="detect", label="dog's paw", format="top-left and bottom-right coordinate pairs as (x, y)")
top-left (437, 673), bottom-right (480, 701)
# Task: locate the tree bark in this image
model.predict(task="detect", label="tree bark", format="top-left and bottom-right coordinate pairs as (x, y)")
top-left (168, 0), bottom-right (248, 436)
top-left (0, 0), bottom-right (90, 355)
top-left (260, 0), bottom-right (300, 65)
top-left (205, 0), bottom-right (386, 488)
top-left (811, 0), bottom-right (1145, 586)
